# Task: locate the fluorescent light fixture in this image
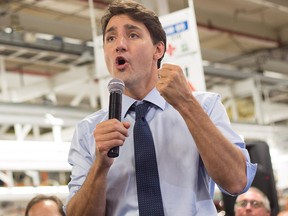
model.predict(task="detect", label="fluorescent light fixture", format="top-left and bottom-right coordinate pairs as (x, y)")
top-left (4, 27), bottom-right (13, 34)
top-left (202, 60), bottom-right (211, 66)
top-left (263, 70), bottom-right (288, 79)
top-left (35, 33), bottom-right (54, 40)
top-left (86, 41), bottom-right (94, 47)
top-left (63, 37), bottom-right (82, 45)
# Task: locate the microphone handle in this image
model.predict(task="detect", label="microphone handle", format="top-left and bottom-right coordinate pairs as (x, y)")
top-left (107, 92), bottom-right (122, 158)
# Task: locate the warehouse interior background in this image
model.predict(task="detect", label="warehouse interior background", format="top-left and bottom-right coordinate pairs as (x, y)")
top-left (0, 0), bottom-right (288, 215)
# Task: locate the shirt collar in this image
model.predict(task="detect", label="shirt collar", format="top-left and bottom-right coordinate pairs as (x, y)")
top-left (122, 87), bottom-right (166, 118)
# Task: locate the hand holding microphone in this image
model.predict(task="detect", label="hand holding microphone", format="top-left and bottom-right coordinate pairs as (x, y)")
top-left (107, 78), bottom-right (125, 158)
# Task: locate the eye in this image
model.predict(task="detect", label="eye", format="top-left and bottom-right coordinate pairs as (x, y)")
top-left (251, 200), bottom-right (263, 208)
top-left (129, 33), bottom-right (139, 39)
top-left (106, 35), bottom-right (115, 43)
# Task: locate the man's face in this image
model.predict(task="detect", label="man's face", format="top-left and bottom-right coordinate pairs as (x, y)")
top-left (234, 191), bottom-right (270, 216)
top-left (103, 14), bottom-right (164, 92)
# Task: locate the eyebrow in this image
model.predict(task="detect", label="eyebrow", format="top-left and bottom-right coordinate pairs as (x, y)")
top-left (105, 24), bottom-right (142, 35)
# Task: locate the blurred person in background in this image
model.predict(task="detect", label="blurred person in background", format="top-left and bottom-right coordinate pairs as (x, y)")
top-left (234, 187), bottom-right (271, 216)
top-left (25, 194), bottom-right (65, 216)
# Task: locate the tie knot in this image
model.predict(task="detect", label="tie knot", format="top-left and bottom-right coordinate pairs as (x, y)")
top-left (135, 101), bottom-right (150, 120)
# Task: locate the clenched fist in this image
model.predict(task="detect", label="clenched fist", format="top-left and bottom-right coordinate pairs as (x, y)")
top-left (156, 63), bottom-right (193, 109)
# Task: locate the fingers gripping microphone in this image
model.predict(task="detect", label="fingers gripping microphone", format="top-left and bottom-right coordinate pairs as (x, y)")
top-left (107, 78), bottom-right (125, 158)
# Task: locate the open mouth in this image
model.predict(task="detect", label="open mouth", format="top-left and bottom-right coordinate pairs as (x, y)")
top-left (116, 56), bottom-right (127, 66)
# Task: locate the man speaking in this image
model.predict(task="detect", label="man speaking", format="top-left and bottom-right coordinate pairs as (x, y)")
top-left (65, 0), bottom-right (256, 215)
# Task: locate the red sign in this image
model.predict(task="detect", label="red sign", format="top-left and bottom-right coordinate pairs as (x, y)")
top-left (166, 43), bottom-right (176, 56)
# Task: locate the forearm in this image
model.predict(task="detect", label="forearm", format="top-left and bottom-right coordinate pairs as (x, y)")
top-left (176, 97), bottom-right (247, 194)
top-left (66, 162), bottom-right (108, 216)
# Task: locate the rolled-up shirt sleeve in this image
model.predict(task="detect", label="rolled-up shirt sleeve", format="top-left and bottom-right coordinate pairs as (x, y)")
top-left (197, 92), bottom-right (257, 196)
top-left (218, 142), bottom-right (257, 195)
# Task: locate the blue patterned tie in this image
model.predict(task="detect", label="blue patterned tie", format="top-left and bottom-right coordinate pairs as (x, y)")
top-left (133, 101), bottom-right (165, 216)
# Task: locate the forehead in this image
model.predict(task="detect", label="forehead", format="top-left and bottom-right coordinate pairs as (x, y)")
top-left (105, 14), bottom-right (147, 32)
top-left (29, 200), bottom-right (59, 215)
top-left (238, 191), bottom-right (263, 201)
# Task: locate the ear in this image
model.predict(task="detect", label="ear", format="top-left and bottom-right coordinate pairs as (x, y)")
top-left (153, 41), bottom-right (165, 61)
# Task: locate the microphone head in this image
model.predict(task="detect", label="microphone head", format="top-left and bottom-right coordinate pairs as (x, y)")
top-left (108, 78), bottom-right (125, 94)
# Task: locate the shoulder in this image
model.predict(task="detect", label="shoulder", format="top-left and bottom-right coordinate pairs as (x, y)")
top-left (76, 108), bottom-right (108, 129)
top-left (193, 91), bottom-right (220, 101)
top-left (192, 91), bottom-right (221, 111)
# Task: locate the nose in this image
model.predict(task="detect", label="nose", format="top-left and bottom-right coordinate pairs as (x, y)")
top-left (116, 46), bottom-right (126, 52)
top-left (245, 202), bottom-right (253, 210)
top-left (115, 36), bottom-right (127, 52)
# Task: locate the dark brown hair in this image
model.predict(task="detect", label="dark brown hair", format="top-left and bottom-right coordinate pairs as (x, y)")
top-left (25, 194), bottom-right (65, 216)
top-left (101, 0), bottom-right (166, 68)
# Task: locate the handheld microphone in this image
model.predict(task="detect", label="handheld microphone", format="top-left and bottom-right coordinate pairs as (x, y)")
top-left (107, 78), bottom-right (125, 158)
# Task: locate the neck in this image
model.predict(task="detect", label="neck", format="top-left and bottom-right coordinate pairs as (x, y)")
top-left (124, 75), bottom-right (158, 100)
top-left (124, 85), bottom-right (154, 100)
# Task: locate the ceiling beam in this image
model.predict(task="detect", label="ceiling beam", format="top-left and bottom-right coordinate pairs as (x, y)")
top-left (0, 101), bottom-right (93, 127)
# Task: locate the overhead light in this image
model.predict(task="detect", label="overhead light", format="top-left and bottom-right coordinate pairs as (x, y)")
top-left (202, 60), bottom-right (211, 66)
top-left (4, 27), bottom-right (13, 34)
top-left (263, 70), bottom-right (288, 79)
top-left (35, 33), bottom-right (54, 40)
top-left (86, 41), bottom-right (94, 47)
top-left (63, 37), bottom-right (82, 45)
